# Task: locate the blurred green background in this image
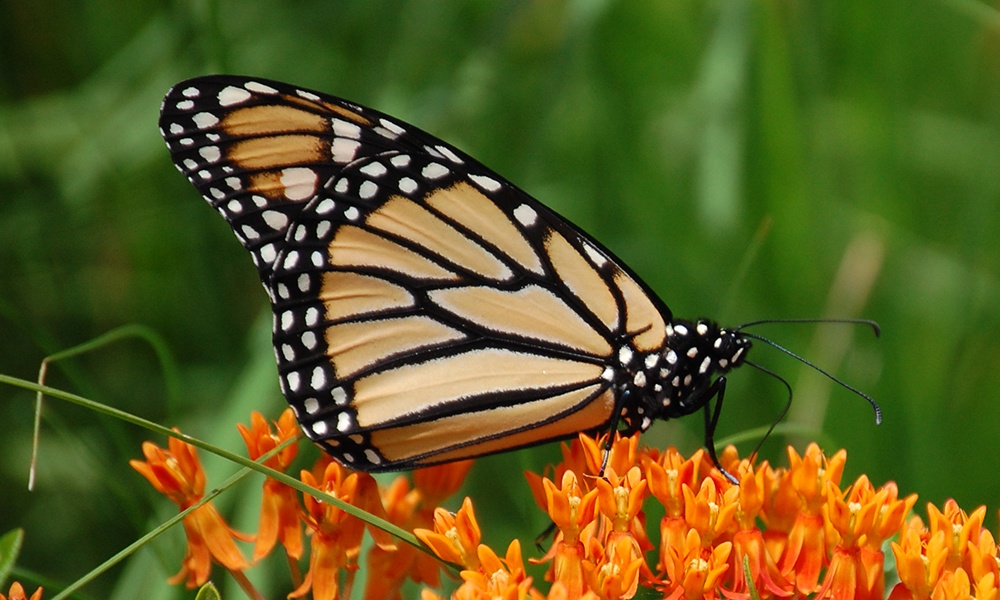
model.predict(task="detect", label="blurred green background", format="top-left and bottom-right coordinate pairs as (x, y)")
top-left (2, 0), bottom-right (999, 597)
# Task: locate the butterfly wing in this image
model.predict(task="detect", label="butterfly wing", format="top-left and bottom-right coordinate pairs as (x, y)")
top-left (160, 75), bottom-right (672, 470)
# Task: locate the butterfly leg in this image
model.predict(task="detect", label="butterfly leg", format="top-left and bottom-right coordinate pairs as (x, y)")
top-left (596, 387), bottom-right (637, 476)
top-left (702, 377), bottom-right (739, 485)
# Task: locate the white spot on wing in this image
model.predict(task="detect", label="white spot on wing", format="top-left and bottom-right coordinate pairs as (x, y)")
top-left (259, 243), bottom-right (277, 264)
top-left (360, 162), bottom-right (387, 177)
top-left (398, 177), bottom-right (418, 194)
top-left (332, 118), bottom-right (362, 139)
top-left (359, 180), bottom-right (378, 199)
top-left (513, 204), bottom-right (537, 226)
top-left (301, 331), bottom-right (317, 349)
top-left (470, 174), bottom-right (501, 192)
top-left (436, 145), bottom-right (463, 163)
top-left (262, 210), bottom-right (289, 230)
top-left (315, 199), bottom-right (336, 214)
top-left (582, 242), bottom-right (607, 267)
top-left (281, 168), bottom-right (318, 200)
top-left (332, 138), bottom-right (360, 163)
top-left (618, 346), bottom-right (634, 365)
top-left (332, 387), bottom-right (348, 405)
top-left (380, 118), bottom-right (405, 136)
top-left (311, 366), bottom-right (326, 390)
top-left (245, 81), bottom-right (278, 94)
top-left (422, 162), bottom-right (449, 179)
top-left (218, 86), bottom-right (252, 106)
top-left (337, 412), bottom-right (351, 432)
top-left (193, 112), bottom-right (219, 129)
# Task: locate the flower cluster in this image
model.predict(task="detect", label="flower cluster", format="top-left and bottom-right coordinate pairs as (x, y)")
top-left (130, 409), bottom-right (472, 599)
top-left (128, 410), bottom-right (1000, 599)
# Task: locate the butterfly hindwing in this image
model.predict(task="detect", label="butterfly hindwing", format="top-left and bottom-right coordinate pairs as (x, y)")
top-left (271, 149), bottom-right (664, 469)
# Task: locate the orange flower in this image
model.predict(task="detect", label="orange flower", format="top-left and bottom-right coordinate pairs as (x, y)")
top-left (821, 476), bottom-right (916, 600)
top-left (778, 444), bottom-right (846, 594)
top-left (415, 496), bottom-right (483, 570)
top-left (968, 529), bottom-right (1000, 586)
top-left (291, 461), bottom-right (387, 600)
top-left (725, 463), bottom-right (791, 598)
top-left (534, 470), bottom-right (600, 597)
top-left (579, 432), bottom-right (641, 476)
top-left (582, 535), bottom-right (644, 599)
top-left (646, 446), bottom-right (706, 576)
top-left (660, 528), bottom-right (732, 599)
top-left (889, 519), bottom-right (950, 600)
top-left (237, 409), bottom-right (299, 471)
top-left (237, 409), bottom-right (303, 561)
top-left (364, 475), bottom-right (426, 600)
top-left (930, 568), bottom-right (998, 600)
top-left (453, 540), bottom-right (543, 600)
top-left (682, 476), bottom-right (738, 547)
top-left (595, 466), bottom-right (647, 536)
top-left (0, 582), bottom-right (42, 600)
top-left (927, 500), bottom-right (987, 573)
top-left (130, 435), bottom-right (250, 588)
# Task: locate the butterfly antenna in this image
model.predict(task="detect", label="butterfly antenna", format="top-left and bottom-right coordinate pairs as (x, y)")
top-left (738, 317), bottom-right (881, 338)
top-left (742, 360), bottom-right (793, 461)
top-left (737, 330), bottom-right (883, 425)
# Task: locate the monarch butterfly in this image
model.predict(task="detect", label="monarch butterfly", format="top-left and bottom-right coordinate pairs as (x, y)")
top-left (159, 75), bottom-right (877, 474)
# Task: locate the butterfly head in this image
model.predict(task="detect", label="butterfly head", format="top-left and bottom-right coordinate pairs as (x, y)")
top-left (649, 319), bottom-right (751, 419)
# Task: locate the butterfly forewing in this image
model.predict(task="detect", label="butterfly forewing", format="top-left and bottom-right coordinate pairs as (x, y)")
top-left (159, 75), bottom-right (701, 472)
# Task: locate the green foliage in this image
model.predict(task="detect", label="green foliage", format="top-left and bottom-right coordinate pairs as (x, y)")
top-left (194, 582), bottom-right (220, 600)
top-left (2, 0), bottom-right (999, 597)
top-left (0, 529), bottom-right (25, 589)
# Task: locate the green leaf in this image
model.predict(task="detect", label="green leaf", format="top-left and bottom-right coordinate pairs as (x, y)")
top-left (0, 529), bottom-right (25, 588)
top-left (194, 582), bottom-right (221, 600)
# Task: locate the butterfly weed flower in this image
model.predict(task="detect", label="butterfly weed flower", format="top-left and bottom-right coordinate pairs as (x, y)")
top-left (532, 470), bottom-right (601, 597)
top-left (129, 417), bottom-right (1000, 599)
top-left (129, 433), bottom-right (251, 588)
top-left (291, 461), bottom-right (390, 600)
top-left (367, 460), bottom-right (476, 598)
top-left (888, 501), bottom-right (998, 600)
top-left (237, 409), bottom-right (304, 563)
top-left (415, 496), bottom-right (483, 571)
top-left (0, 583), bottom-right (42, 600)
top-left (421, 538), bottom-right (541, 600)
top-left (772, 444), bottom-right (847, 595)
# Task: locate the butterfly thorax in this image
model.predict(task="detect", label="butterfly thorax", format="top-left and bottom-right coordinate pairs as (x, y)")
top-left (618, 319), bottom-right (751, 433)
